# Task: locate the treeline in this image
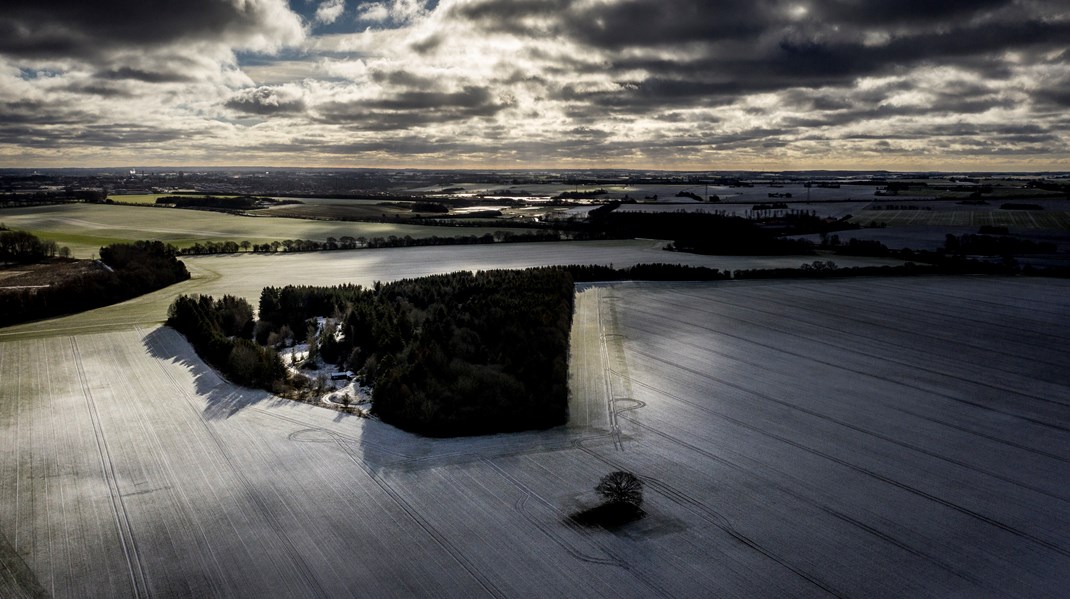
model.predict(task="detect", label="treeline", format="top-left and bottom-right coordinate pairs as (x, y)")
top-left (155, 195), bottom-right (298, 211)
top-left (410, 201), bottom-right (449, 213)
top-left (0, 229), bottom-right (69, 262)
top-left (732, 258), bottom-right (1020, 280)
top-left (176, 230), bottom-right (574, 255)
top-left (562, 263), bottom-right (730, 282)
top-left (944, 233), bottom-right (1056, 255)
top-left (256, 268), bottom-right (575, 436)
top-left (555, 189), bottom-right (607, 200)
top-left (1, 189), bottom-right (107, 207)
top-left (826, 233), bottom-right (1058, 259)
top-left (810, 234), bottom-right (1070, 278)
top-left (168, 295), bottom-right (286, 390)
top-left (0, 240), bottom-right (190, 327)
top-left (157, 195), bottom-right (264, 210)
top-left (588, 210), bottom-right (833, 255)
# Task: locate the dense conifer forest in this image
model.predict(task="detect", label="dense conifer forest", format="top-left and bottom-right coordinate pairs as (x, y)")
top-left (167, 294), bottom-right (286, 390)
top-left (257, 268), bottom-right (575, 435)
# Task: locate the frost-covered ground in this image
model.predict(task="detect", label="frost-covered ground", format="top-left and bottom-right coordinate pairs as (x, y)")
top-left (2, 276), bottom-right (1068, 597)
top-left (277, 318), bottom-right (372, 415)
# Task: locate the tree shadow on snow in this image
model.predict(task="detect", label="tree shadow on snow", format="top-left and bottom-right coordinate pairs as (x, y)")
top-left (568, 502), bottom-right (646, 531)
top-left (142, 326), bottom-right (289, 420)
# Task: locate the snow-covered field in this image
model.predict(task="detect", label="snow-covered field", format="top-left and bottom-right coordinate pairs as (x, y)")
top-left (3, 276), bottom-right (1068, 597)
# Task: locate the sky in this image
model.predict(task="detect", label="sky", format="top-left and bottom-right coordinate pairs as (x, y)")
top-left (1, 0), bottom-right (1068, 171)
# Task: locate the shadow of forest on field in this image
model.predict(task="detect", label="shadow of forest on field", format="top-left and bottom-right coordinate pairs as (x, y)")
top-left (142, 326), bottom-right (289, 420)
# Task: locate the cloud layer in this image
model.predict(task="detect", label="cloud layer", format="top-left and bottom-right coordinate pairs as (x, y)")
top-left (1, 0), bottom-right (1067, 169)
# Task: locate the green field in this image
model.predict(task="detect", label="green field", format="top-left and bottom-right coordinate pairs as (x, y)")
top-left (0, 203), bottom-right (530, 258)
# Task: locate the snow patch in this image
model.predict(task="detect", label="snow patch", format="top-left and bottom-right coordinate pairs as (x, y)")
top-left (277, 316), bottom-right (373, 415)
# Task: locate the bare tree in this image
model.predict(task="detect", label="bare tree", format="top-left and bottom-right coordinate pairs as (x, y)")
top-left (596, 471), bottom-right (643, 507)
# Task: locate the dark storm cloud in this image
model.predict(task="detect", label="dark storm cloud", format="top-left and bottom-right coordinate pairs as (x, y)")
top-left (781, 90), bottom-right (1014, 129)
top-left (1037, 90), bottom-right (1070, 108)
top-left (225, 86), bottom-right (307, 115)
top-left (315, 86), bottom-right (512, 129)
top-left (599, 18), bottom-right (1069, 91)
top-left (452, 0), bottom-right (1068, 113)
top-left (0, 100), bottom-right (91, 125)
top-left (1035, 79), bottom-right (1070, 108)
top-left (367, 86), bottom-right (505, 112)
top-left (558, 79), bottom-right (741, 108)
top-left (0, 0), bottom-right (300, 59)
top-left (0, 121), bottom-right (213, 148)
top-left (450, 0), bottom-right (767, 45)
top-left (811, 0), bottom-right (1014, 26)
top-left (842, 123), bottom-right (1059, 145)
top-left (95, 67), bottom-right (194, 84)
top-left (369, 69), bottom-right (438, 89)
top-left (453, 0), bottom-right (1023, 49)
top-left (63, 82), bottom-right (133, 97)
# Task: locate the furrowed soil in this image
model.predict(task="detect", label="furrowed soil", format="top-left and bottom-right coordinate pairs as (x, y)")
top-left (2, 275), bottom-right (1068, 597)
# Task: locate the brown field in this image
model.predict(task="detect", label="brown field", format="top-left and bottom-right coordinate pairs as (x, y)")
top-left (0, 260), bottom-right (106, 291)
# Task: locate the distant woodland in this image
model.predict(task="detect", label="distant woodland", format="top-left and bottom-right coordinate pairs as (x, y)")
top-left (0, 228), bottom-right (68, 262)
top-left (168, 294), bottom-right (286, 390)
top-left (1, 237), bottom-right (190, 327)
top-left (586, 209), bottom-right (824, 255)
top-left (155, 195), bottom-right (300, 211)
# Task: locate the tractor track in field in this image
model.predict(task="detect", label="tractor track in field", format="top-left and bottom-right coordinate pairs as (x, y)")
top-left (588, 292), bottom-right (846, 598)
top-left (623, 345), bottom-right (1070, 560)
top-left (588, 284), bottom-right (1021, 595)
top-left (572, 438), bottom-right (847, 598)
top-left (625, 309), bottom-right (1070, 435)
top-left (664, 289), bottom-right (1070, 405)
top-left (70, 337), bottom-right (150, 598)
top-left (141, 328), bottom-right (331, 598)
top-left (320, 428), bottom-right (507, 599)
top-left (614, 301), bottom-right (1070, 463)
top-left (622, 343), bottom-right (1070, 505)
top-left (480, 459), bottom-right (628, 568)
top-left (607, 398), bottom-right (1007, 595)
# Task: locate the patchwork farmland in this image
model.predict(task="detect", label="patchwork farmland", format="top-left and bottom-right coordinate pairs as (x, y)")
top-left (0, 203), bottom-right (521, 259)
top-left (3, 275), bottom-right (1068, 597)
